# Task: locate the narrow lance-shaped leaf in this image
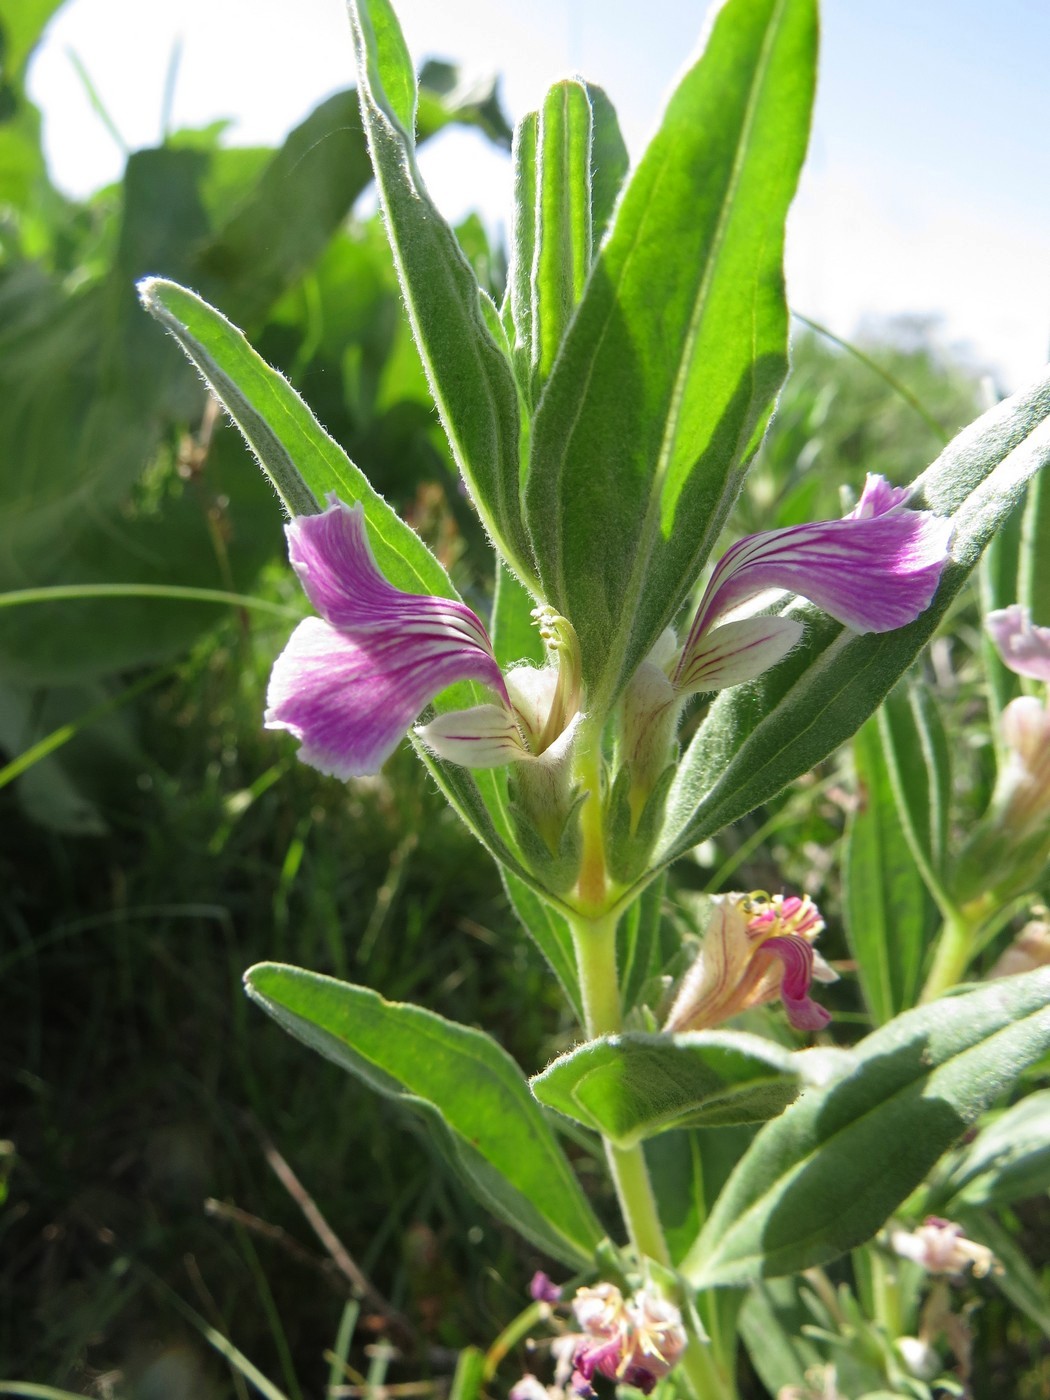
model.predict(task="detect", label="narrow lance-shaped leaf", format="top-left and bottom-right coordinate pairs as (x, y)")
top-left (532, 80), bottom-right (593, 387)
top-left (138, 280), bottom-right (551, 876)
top-left (345, 0), bottom-right (537, 588)
top-left (618, 871), bottom-right (669, 1014)
top-left (525, 0), bottom-right (818, 716)
top-left (939, 1090), bottom-right (1050, 1210)
top-left (531, 1032), bottom-right (846, 1147)
top-left (979, 493), bottom-right (1027, 727)
top-left (245, 963), bottom-right (604, 1267)
top-left (1020, 462), bottom-right (1050, 624)
top-left (656, 365), bottom-right (1050, 867)
top-left (504, 111), bottom-right (538, 359)
top-left (492, 560), bottom-right (545, 671)
top-left (137, 277), bottom-right (452, 597)
top-left (682, 966), bottom-right (1050, 1287)
top-left (843, 717), bottom-right (934, 1024)
top-left (502, 869), bottom-right (582, 1022)
top-left (584, 83), bottom-right (629, 253)
top-left (877, 681), bottom-right (952, 897)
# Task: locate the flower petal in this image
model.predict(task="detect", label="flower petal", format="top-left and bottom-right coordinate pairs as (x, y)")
top-left (676, 615), bottom-right (803, 693)
top-left (684, 477), bottom-right (952, 646)
top-left (266, 616), bottom-right (508, 778)
top-left (287, 495), bottom-right (499, 657)
top-left (987, 604), bottom-right (1050, 683)
top-left (416, 704), bottom-right (530, 768)
top-left (505, 664), bottom-right (559, 748)
top-left (756, 934), bottom-right (832, 1031)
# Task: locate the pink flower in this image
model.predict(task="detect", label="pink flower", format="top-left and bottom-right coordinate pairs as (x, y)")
top-left (570, 1283), bottom-right (687, 1396)
top-left (890, 1217), bottom-right (998, 1280)
top-left (664, 892), bottom-right (836, 1034)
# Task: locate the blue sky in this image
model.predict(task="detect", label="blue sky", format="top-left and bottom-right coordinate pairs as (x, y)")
top-left (27, 0), bottom-right (1050, 390)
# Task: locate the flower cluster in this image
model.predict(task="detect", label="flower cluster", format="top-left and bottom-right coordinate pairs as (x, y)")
top-left (664, 891), bottom-right (836, 1033)
top-left (511, 1281), bottom-right (687, 1399)
top-left (266, 478), bottom-right (951, 799)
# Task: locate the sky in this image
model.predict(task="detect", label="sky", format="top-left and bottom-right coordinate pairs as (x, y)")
top-left (26, 0), bottom-right (1050, 392)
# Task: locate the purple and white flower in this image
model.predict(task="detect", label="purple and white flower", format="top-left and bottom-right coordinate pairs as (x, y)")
top-left (267, 476), bottom-right (950, 788)
top-left (620, 475), bottom-right (952, 794)
top-left (664, 892), bottom-right (837, 1033)
top-left (265, 496), bottom-right (580, 779)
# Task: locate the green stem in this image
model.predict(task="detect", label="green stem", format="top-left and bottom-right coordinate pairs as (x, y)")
top-left (569, 910), bottom-right (670, 1269)
top-left (868, 1246), bottom-right (904, 1339)
top-left (482, 1301), bottom-right (546, 1381)
top-left (679, 1334), bottom-right (737, 1400)
top-left (920, 909), bottom-right (982, 1003)
top-left (574, 718), bottom-right (610, 913)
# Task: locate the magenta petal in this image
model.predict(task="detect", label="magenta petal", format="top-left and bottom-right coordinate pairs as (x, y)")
top-left (266, 616), bottom-right (508, 778)
top-left (760, 934), bottom-right (832, 1031)
top-left (685, 484), bottom-right (952, 646)
top-left (267, 496), bottom-right (513, 777)
top-left (286, 495), bottom-right (497, 654)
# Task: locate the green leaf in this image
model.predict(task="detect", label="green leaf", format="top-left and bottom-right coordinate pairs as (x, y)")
top-left (525, 0), bottom-right (817, 715)
top-left (843, 716), bottom-right (935, 1023)
top-left (682, 967), bottom-right (1050, 1287)
top-left (657, 365), bottom-right (1050, 868)
top-left (618, 872), bottom-right (669, 1014)
top-left (941, 1090), bottom-right (1050, 1209)
top-left (0, 0), bottom-right (65, 79)
top-left (245, 963), bottom-right (604, 1267)
top-left (345, 0), bottom-right (536, 588)
top-left (646, 1124), bottom-right (757, 1266)
top-left (192, 91), bottom-right (372, 329)
top-left (505, 112), bottom-right (538, 360)
top-left (738, 1280), bottom-right (823, 1394)
top-left (955, 1207), bottom-right (1050, 1342)
top-left (492, 561), bottom-right (544, 670)
top-left (530, 1031), bottom-right (840, 1147)
top-left (502, 870), bottom-right (582, 1022)
top-left (532, 80), bottom-right (594, 387)
top-left (448, 1347), bottom-right (486, 1400)
top-left (585, 84), bottom-right (629, 253)
top-left (1020, 433), bottom-right (1050, 625)
top-left (137, 277), bottom-right (453, 598)
top-left (979, 493), bottom-right (1026, 725)
top-left (877, 681), bottom-right (952, 897)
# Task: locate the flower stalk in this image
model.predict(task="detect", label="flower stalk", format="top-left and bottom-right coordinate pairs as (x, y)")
top-left (568, 908), bottom-right (670, 1270)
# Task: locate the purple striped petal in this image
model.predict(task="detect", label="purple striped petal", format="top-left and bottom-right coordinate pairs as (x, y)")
top-left (266, 617), bottom-right (509, 778)
top-left (987, 605), bottom-right (1050, 682)
top-left (287, 494), bottom-right (498, 655)
top-left (683, 474), bottom-right (952, 652)
top-left (266, 497), bottom-right (510, 777)
top-left (676, 616), bottom-right (803, 694)
top-left (416, 704), bottom-right (530, 767)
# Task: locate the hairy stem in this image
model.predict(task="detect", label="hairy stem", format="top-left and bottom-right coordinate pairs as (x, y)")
top-left (569, 910), bottom-right (670, 1268)
top-left (920, 909), bottom-right (981, 1003)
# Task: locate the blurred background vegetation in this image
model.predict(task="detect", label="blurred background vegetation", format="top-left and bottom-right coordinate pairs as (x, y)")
top-left (9, 3), bottom-right (1047, 1396)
